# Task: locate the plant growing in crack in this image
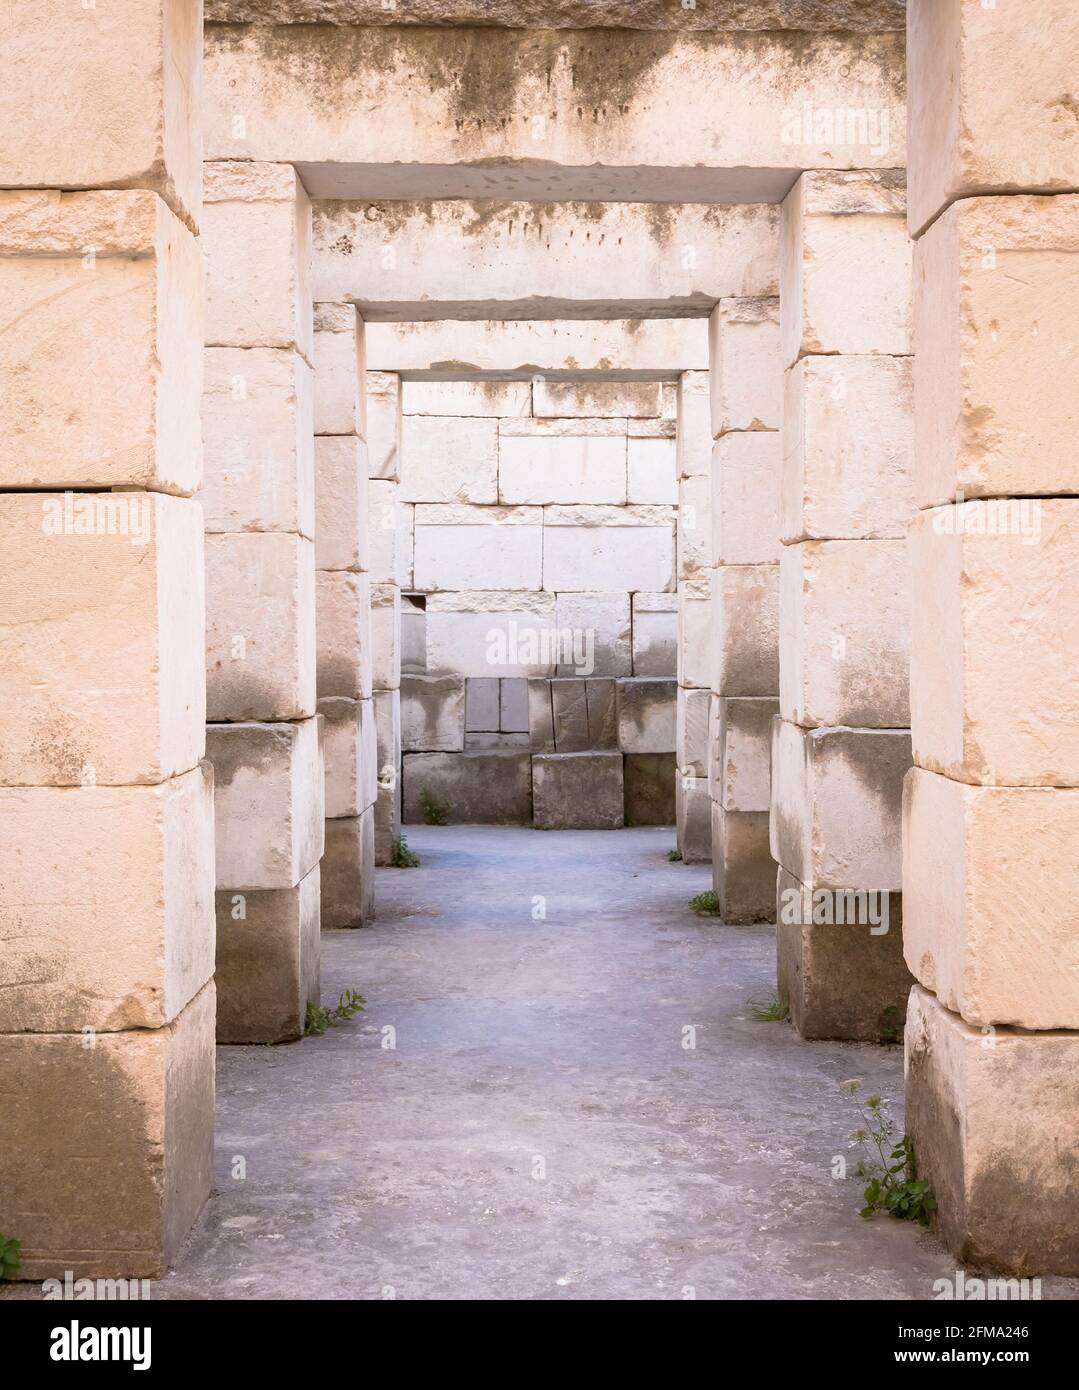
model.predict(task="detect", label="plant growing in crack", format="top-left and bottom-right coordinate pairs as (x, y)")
top-left (0, 1235), bottom-right (20, 1280)
top-left (666, 848), bottom-right (682, 862)
top-left (750, 994), bottom-right (789, 1022)
top-left (419, 788), bottom-right (450, 825)
top-left (390, 834), bottom-right (420, 867)
top-left (305, 988), bottom-right (368, 1037)
top-left (688, 889), bottom-right (720, 915)
top-left (842, 1078), bottom-right (937, 1226)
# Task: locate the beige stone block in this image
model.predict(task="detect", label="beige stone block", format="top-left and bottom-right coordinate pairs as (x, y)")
top-left (718, 696), bottom-right (778, 814)
top-left (905, 984), bottom-right (1079, 1275)
top-left (676, 778), bottom-right (712, 863)
top-left (782, 354), bottom-right (913, 543)
top-left (903, 767), bottom-right (1079, 1032)
top-left (371, 582), bottom-right (402, 690)
top-left (0, 764), bottom-right (214, 1034)
top-left (373, 688), bottom-right (402, 863)
top-left (397, 501), bottom-right (415, 590)
top-left (527, 678), bottom-right (555, 753)
top-left (780, 171), bottom-right (910, 368)
top-left (414, 504), bottom-right (542, 591)
top-left (625, 752), bottom-right (676, 825)
top-left (366, 371), bottom-right (401, 480)
top-left (426, 590), bottom-right (555, 678)
top-left (677, 576), bottom-right (712, 691)
top-left (0, 190), bottom-right (202, 493)
top-left (215, 866), bottom-right (320, 1044)
top-left (402, 379), bottom-right (531, 417)
top-left (1, 0), bottom-right (202, 227)
top-left (367, 479), bottom-right (400, 583)
top-left (554, 591), bottom-right (631, 677)
top-left (770, 717), bottom-right (910, 890)
top-left (204, 162), bottom-right (312, 360)
top-left (627, 433), bottom-right (678, 505)
top-left (499, 418), bottom-right (627, 505)
top-left (914, 195), bottom-right (1079, 507)
top-left (500, 677), bottom-right (529, 734)
top-left (466, 676), bottom-right (500, 732)
top-left (616, 677), bottom-right (676, 754)
top-left (401, 674), bottom-right (467, 752)
top-left (632, 590), bottom-right (678, 677)
top-left (0, 493), bottom-right (205, 786)
top-left (202, 347), bottom-right (314, 537)
top-left (677, 686), bottom-right (711, 777)
top-left (533, 381), bottom-right (661, 419)
top-left (544, 505), bottom-right (674, 592)
top-left (316, 435), bottom-right (370, 573)
top-left (402, 750), bottom-right (532, 824)
top-left (708, 296), bottom-right (781, 436)
top-left (678, 474), bottom-right (712, 578)
top-left (533, 752), bottom-right (624, 830)
top-left (317, 570), bottom-right (373, 700)
top-left (322, 808), bottom-right (376, 928)
top-left (0, 981), bottom-right (215, 1280)
top-left (551, 678), bottom-right (588, 753)
top-left (319, 696), bottom-right (377, 819)
top-left (206, 717), bottom-right (325, 891)
top-left (713, 563), bottom-right (778, 697)
top-left (711, 802), bottom-right (774, 925)
top-left (400, 414), bottom-right (498, 503)
top-left (675, 370), bottom-right (712, 480)
top-left (779, 539), bottom-right (909, 728)
top-left (712, 431), bottom-right (782, 566)
top-left (707, 693), bottom-right (722, 802)
top-left (313, 302), bottom-right (366, 437)
top-left (907, 0), bottom-right (1079, 236)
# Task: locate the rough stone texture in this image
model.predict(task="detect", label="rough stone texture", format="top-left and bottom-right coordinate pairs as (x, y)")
top-left (322, 808), bottom-right (376, 928)
top-left (554, 592), bottom-right (632, 676)
top-left (315, 435), bottom-right (370, 572)
top-left (777, 867), bottom-right (910, 1042)
top-left (677, 686), bottom-right (710, 778)
top-left (414, 504), bottom-right (542, 590)
top-left (319, 696), bottom-right (377, 819)
top-left (403, 750), bottom-right (533, 824)
top-left (499, 418), bottom-right (628, 505)
top-left (373, 688), bottom-right (402, 864)
top-left (206, 718), bottom-right (325, 891)
top-left (532, 752), bottom-right (624, 830)
top-left (0, 764), bottom-right (214, 1034)
top-left (313, 302), bottom-right (365, 436)
top-left (426, 591), bottom-right (556, 677)
top-left (401, 674), bottom-right (467, 752)
top-left (534, 381), bottom-right (661, 419)
top-left (403, 379), bottom-right (531, 417)
top-left (628, 431), bottom-right (678, 505)
top-left (366, 371), bottom-right (401, 480)
top-left (500, 677), bottom-right (529, 733)
top-left (712, 802), bottom-right (774, 926)
top-left (616, 677), bottom-right (677, 754)
top-left (713, 564), bottom-right (779, 697)
top-left (712, 431), bottom-right (782, 565)
top-left (905, 984), bottom-right (1079, 1276)
top-left (631, 591), bottom-right (678, 676)
top-left (624, 752), bottom-right (676, 826)
top-left (316, 570), bottom-right (374, 700)
top-left (903, 767), bottom-right (1079, 1033)
top-left (370, 582), bottom-right (402, 690)
top-left (367, 479), bottom-right (401, 581)
top-left (675, 371), bottom-right (712, 480)
top-left (527, 679), bottom-right (555, 752)
top-left (0, 492), bottom-right (205, 787)
top-left (677, 474), bottom-right (711, 578)
top-left (215, 867), bottom-right (321, 1044)
top-left (551, 678), bottom-right (588, 752)
top-left (717, 697), bottom-right (777, 814)
top-left (676, 778), bottom-right (712, 863)
top-left (466, 676), bottom-right (500, 731)
top-left (400, 415), bottom-right (498, 503)
top-left (0, 190), bottom-right (202, 493)
top-left (708, 297), bottom-right (781, 437)
top-left (0, 980), bottom-right (215, 1281)
top-left (676, 576), bottom-right (713, 691)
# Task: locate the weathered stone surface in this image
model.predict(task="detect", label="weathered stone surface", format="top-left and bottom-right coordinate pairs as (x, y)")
top-left (675, 371), bottom-right (712, 480)
top-left (616, 677), bottom-right (677, 754)
top-left (402, 750), bottom-right (532, 824)
top-left (676, 777), bottom-right (713, 863)
top-left (413, 504), bottom-right (542, 590)
top-left (400, 415), bottom-right (498, 503)
top-left (711, 802), bottom-right (774, 925)
top-left (543, 505), bottom-right (675, 592)
top-left (585, 678), bottom-right (619, 750)
top-left (366, 371), bottom-right (401, 480)
top-left (527, 678), bottom-right (555, 752)
top-left (625, 753), bottom-right (676, 826)
top-left (322, 808), bottom-right (376, 928)
top-left (711, 431), bottom-right (782, 565)
top-left (628, 432), bottom-right (678, 505)
top-left (318, 696), bottom-right (377, 818)
top-left (206, 717), bottom-right (325, 891)
top-left (0, 764), bottom-right (214, 1034)
top-left (533, 752), bottom-right (624, 830)
top-left (0, 190), bottom-right (202, 493)
top-left (466, 732), bottom-right (529, 750)
top-left (0, 981), bottom-right (215, 1280)
top-left (708, 297), bottom-right (781, 436)
top-left (465, 676), bottom-right (500, 731)
top-left (316, 569), bottom-right (373, 700)
top-left (551, 678), bottom-right (589, 753)
top-left (403, 379), bottom-right (531, 417)
top-left (206, 532), bottom-right (317, 722)
top-left (677, 474), bottom-right (712, 577)
top-left (401, 674), bottom-right (467, 752)
top-left (314, 302), bottom-right (365, 436)
top-left (401, 594), bottom-right (426, 672)
top-left (500, 677), bottom-right (529, 733)
top-left (215, 866), bottom-right (321, 1044)
top-left (631, 591), bottom-right (678, 676)
top-left (718, 696), bottom-right (778, 814)
top-left (677, 687), bottom-right (711, 778)
top-left (713, 563), bottom-right (779, 697)
top-left (0, 492), bottom-right (205, 786)
top-left (499, 418), bottom-right (627, 505)
top-left (777, 867), bottom-right (910, 1042)
top-left (370, 582), bottom-right (402, 690)
top-left (315, 435), bottom-right (370, 572)
top-left (676, 576), bottom-right (712, 691)
top-left (366, 478), bottom-right (400, 581)
top-left (534, 381), bottom-right (662, 419)
top-left (554, 591), bottom-right (632, 676)
top-left (398, 500), bottom-right (416, 588)
top-left (373, 688), bottom-right (402, 863)
top-left (905, 984), bottom-right (1079, 1275)
top-left (426, 591), bottom-right (556, 677)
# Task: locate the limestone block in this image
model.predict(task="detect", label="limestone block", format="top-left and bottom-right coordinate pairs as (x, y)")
top-left (373, 688), bottom-right (402, 864)
top-left (551, 678), bottom-right (588, 752)
top-left (711, 802), bottom-right (774, 925)
top-left (677, 576), bottom-right (713, 690)
top-left (552, 591), bottom-right (631, 677)
top-left (770, 718), bottom-right (911, 890)
top-left (718, 696), bottom-right (777, 814)
top-left (0, 190), bottom-right (202, 493)
top-left (532, 752), bottom-right (624, 830)
top-left (0, 764), bottom-right (214, 1034)
top-left (625, 752), bottom-right (676, 825)
top-left (500, 677), bottom-right (529, 733)
top-left (675, 371), bottom-right (713, 480)
top-left (402, 750), bottom-right (532, 824)
top-left (905, 983), bottom-right (1079, 1275)
top-left (662, 384), bottom-right (678, 420)
top-left (907, 0), bottom-right (1079, 237)
top-left (779, 539), bottom-right (909, 728)
top-left (532, 381), bottom-right (662, 419)
top-left (677, 687), bottom-right (711, 777)
top-left (466, 732), bottom-right (530, 750)
top-left (712, 431), bottom-right (782, 566)
top-left (0, 492), bottom-right (204, 787)
top-left (585, 678), bottom-right (619, 750)
top-left (782, 355), bottom-right (913, 544)
top-left (366, 371), bottom-right (401, 480)
top-left (708, 297), bottom-right (781, 437)
top-left (316, 435), bottom-right (370, 572)
top-left (400, 415), bottom-right (498, 503)
top-left (780, 172), bottom-right (910, 368)
top-left (371, 582), bottom-right (402, 690)
top-left (617, 677), bottom-right (677, 754)
top-left (676, 777), bottom-right (713, 863)
top-left (543, 504), bottom-right (674, 592)
top-left (713, 563), bottom-right (779, 697)
top-left (2, 0), bottom-right (202, 227)
top-left (0, 981), bottom-right (215, 1280)
top-left (627, 432), bottom-right (678, 506)
top-left (367, 479), bottom-right (400, 582)
top-left (707, 693), bottom-right (722, 802)
top-left (466, 677), bottom-right (500, 731)
top-left (206, 531), bottom-right (316, 722)
top-left (206, 717), bottom-right (325, 891)
top-left (911, 503), bottom-right (1079, 786)
top-left (319, 696), bottom-right (377, 818)
top-left (499, 419), bottom-right (628, 505)
top-left (317, 570), bottom-right (373, 700)
top-left (401, 674), bottom-right (467, 752)
top-left (915, 195), bottom-right (1079, 507)
top-left (402, 379), bottom-right (531, 417)
top-left (204, 162), bottom-right (312, 361)
top-left (527, 679), bottom-right (555, 753)
top-left (202, 348), bottom-right (314, 537)
top-left (776, 867), bottom-right (910, 1042)
top-left (632, 591), bottom-right (678, 677)
top-left (322, 808), bottom-right (376, 928)
top-left (413, 504), bottom-right (542, 590)
top-left (313, 302), bottom-right (366, 437)
top-left (903, 767), bottom-right (1079, 1032)
top-left (401, 597), bottom-right (426, 672)
top-left (215, 866), bottom-right (320, 1044)
top-left (678, 474), bottom-right (712, 577)
top-left (426, 591), bottom-right (556, 677)
top-left (397, 501), bottom-right (415, 589)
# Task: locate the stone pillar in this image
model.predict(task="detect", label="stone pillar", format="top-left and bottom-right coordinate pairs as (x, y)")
top-left (0, 0), bottom-right (213, 1278)
top-left (706, 299), bottom-right (782, 921)
top-left (771, 171), bottom-right (914, 1040)
top-left (904, 0), bottom-right (1079, 1273)
top-left (202, 162), bottom-right (323, 1042)
top-left (314, 303), bottom-right (376, 925)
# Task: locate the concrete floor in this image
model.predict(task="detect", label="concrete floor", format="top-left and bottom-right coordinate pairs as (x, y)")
top-left (1, 824), bottom-right (1049, 1302)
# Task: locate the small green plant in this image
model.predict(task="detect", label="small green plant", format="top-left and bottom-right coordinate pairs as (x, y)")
top-left (390, 834), bottom-right (420, 867)
top-left (623, 813), bottom-right (638, 828)
top-left (879, 1004), bottom-right (902, 1043)
top-left (750, 994), bottom-right (789, 1022)
top-left (419, 788), bottom-right (449, 826)
top-left (688, 889), bottom-right (721, 915)
top-left (0, 1235), bottom-right (21, 1280)
top-left (842, 1079), bottom-right (937, 1226)
top-left (666, 848), bottom-right (682, 862)
top-left (305, 987), bottom-right (368, 1037)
